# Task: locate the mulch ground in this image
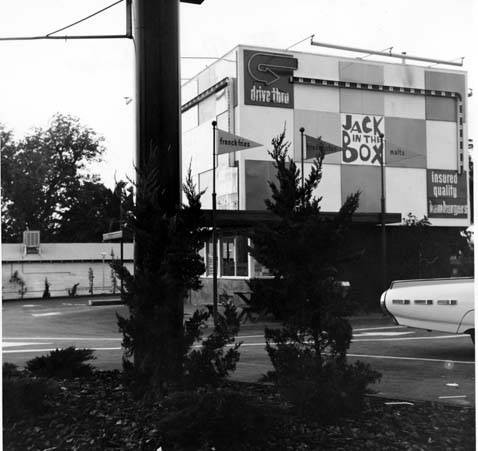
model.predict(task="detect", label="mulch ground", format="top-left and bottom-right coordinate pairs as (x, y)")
top-left (3, 371), bottom-right (475, 451)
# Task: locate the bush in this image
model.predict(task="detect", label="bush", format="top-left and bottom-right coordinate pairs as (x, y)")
top-left (26, 346), bottom-right (96, 378)
top-left (42, 277), bottom-right (51, 299)
top-left (3, 362), bottom-right (21, 378)
top-left (182, 300), bottom-right (242, 389)
top-left (267, 343), bottom-right (381, 422)
top-left (158, 387), bottom-right (278, 449)
top-left (3, 363), bottom-right (58, 421)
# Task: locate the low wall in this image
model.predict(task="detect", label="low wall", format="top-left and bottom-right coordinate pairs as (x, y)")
top-left (2, 261), bottom-right (134, 300)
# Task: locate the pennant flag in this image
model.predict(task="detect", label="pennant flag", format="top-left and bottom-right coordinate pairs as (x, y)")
top-left (217, 129), bottom-right (262, 155)
top-left (305, 135), bottom-right (342, 160)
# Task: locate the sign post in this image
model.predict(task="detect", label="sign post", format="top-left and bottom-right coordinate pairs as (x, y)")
top-left (212, 121), bottom-right (218, 324)
top-left (378, 132), bottom-right (387, 292)
top-left (210, 123), bottom-right (262, 323)
top-left (300, 127), bottom-right (305, 189)
top-left (103, 230), bottom-right (124, 296)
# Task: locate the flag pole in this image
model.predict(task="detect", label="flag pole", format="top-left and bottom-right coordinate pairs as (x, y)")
top-left (300, 127), bottom-right (305, 189)
top-left (212, 120), bottom-right (218, 325)
top-left (379, 132), bottom-right (387, 293)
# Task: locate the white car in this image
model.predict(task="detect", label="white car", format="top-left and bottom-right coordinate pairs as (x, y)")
top-left (380, 277), bottom-right (475, 343)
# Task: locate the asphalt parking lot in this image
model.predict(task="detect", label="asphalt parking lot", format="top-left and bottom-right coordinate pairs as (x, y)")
top-left (2, 297), bottom-right (475, 407)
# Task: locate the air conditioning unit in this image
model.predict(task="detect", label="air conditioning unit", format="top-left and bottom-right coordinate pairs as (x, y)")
top-left (23, 230), bottom-right (40, 255)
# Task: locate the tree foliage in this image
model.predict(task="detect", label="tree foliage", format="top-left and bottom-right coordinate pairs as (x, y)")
top-left (112, 149), bottom-right (240, 397)
top-left (248, 130), bottom-right (360, 350)
top-left (247, 131), bottom-right (380, 420)
top-left (1, 114), bottom-right (132, 242)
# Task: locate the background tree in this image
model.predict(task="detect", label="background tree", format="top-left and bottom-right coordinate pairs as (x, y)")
top-left (1, 115), bottom-right (133, 242)
top-left (246, 131), bottom-right (380, 421)
top-left (56, 180), bottom-right (134, 242)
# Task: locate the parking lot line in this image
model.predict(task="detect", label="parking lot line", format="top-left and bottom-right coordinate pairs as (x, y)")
top-left (354, 326), bottom-right (405, 332)
top-left (438, 395), bottom-right (468, 399)
top-left (3, 347), bottom-right (122, 354)
top-left (352, 335), bottom-right (468, 342)
top-left (2, 342), bottom-right (51, 348)
top-left (31, 312), bottom-right (62, 317)
top-left (348, 353), bottom-right (474, 365)
top-left (3, 337), bottom-right (121, 341)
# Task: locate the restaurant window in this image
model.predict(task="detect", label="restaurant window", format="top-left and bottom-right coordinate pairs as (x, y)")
top-left (205, 239), bottom-right (214, 276)
top-left (236, 236), bottom-right (248, 276)
top-left (221, 236), bottom-right (235, 276)
top-left (218, 234), bottom-right (249, 277)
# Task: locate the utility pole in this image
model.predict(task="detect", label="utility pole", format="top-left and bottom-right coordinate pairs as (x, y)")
top-left (133, 0), bottom-right (204, 370)
top-left (134, 0), bottom-right (181, 214)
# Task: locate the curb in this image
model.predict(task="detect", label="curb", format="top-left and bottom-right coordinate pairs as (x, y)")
top-left (88, 299), bottom-right (125, 306)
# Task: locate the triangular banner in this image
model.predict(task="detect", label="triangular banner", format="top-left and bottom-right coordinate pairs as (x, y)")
top-left (305, 135), bottom-right (342, 160)
top-left (217, 129), bottom-right (262, 155)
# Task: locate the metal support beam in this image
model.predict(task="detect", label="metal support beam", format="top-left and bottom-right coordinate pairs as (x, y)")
top-left (310, 38), bottom-right (464, 67)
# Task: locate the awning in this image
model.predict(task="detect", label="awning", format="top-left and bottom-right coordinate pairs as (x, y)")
top-left (199, 209), bottom-right (401, 228)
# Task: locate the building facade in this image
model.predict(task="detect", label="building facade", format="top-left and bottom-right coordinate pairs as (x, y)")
top-left (181, 45), bottom-right (470, 297)
top-left (2, 242), bottom-right (134, 300)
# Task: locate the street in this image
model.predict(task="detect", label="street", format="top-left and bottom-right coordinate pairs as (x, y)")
top-left (2, 297), bottom-right (475, 407)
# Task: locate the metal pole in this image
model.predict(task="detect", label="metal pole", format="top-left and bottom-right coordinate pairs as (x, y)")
top-left (310, 39), bottom-right (464, 67)
top-left (212, 121), bottom-right (218, 324)
top-left (119, 196), bottom-right (124, 296)
top-left (120, 234), bottom-right (124, 295)
top-left (379, 134), bottom-right (387, 292)
top-left (101, 253), bottom-right (106, 293)
top-left (300, 127), bottom-right (305, 189)
top-left (125, 0), bottom-right (132, 38)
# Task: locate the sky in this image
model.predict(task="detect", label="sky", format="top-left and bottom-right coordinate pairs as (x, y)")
top-left (0, 0), bottom-right (476, 188)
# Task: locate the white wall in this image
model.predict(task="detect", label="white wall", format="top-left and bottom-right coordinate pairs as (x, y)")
top-left (295, 85), bottom-right (340, 113)
top-left (383, 64), bottom-right (425, 89)
top-left (293, 53), bottom-right (339, 80)
top-left (236, 104), bottom-right (294, 161)
top-left (182, 121), bottom-right (213, 178)
top-left (385, 167), bottom-right (427, 221)
top-left (426, 121), bottom-right (458, 170)
top-left (384, 93), bottom-right (425, 120)
top-left (2, 261), bottom-right (134, 300)
top-left (311, 163), bottom-right (342, 212)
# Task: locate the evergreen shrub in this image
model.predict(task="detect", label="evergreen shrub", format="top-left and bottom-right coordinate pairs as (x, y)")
top-left (247, 130), bottom-right (381, 422)
top-left (3, 363), bottom-right (58, 421)
top-left (182, 300), bottom-right (242, 388)
top-left (266, 342), bottom-right (381, 421)
top-left (158, 387), bottom-right (277, 449)
top-left (26, 346), bottom-right (96, 378)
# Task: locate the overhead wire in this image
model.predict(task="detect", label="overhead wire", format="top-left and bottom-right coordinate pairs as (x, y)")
top-left (0, 0), bottom-right (127, 41)
top-left (46, 0), bottom-right (125, 36)
top-left (286, 33), bottom-right (315, 51)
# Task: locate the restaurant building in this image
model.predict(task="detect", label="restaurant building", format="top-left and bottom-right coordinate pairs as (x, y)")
top-left (181, 44), bottom-right (470, 303)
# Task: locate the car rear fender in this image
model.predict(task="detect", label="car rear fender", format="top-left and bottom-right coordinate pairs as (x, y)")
top-left (456, 309), bottom-right (475, 334)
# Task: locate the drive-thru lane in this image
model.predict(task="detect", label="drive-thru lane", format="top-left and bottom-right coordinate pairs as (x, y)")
top-left (2, 298), bottom-right (475, 406)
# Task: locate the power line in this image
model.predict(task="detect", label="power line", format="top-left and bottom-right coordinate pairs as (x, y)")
top-left (181, 56), bottom-right (236, 63)
top-left (0, 0), bottom-right (127, 42)
top-left (0, 34), bottom-right (127, 42)
top-left (47, 0), bottom-right (124, 36)
top-left (286, 33), bottom-right (315, 51)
